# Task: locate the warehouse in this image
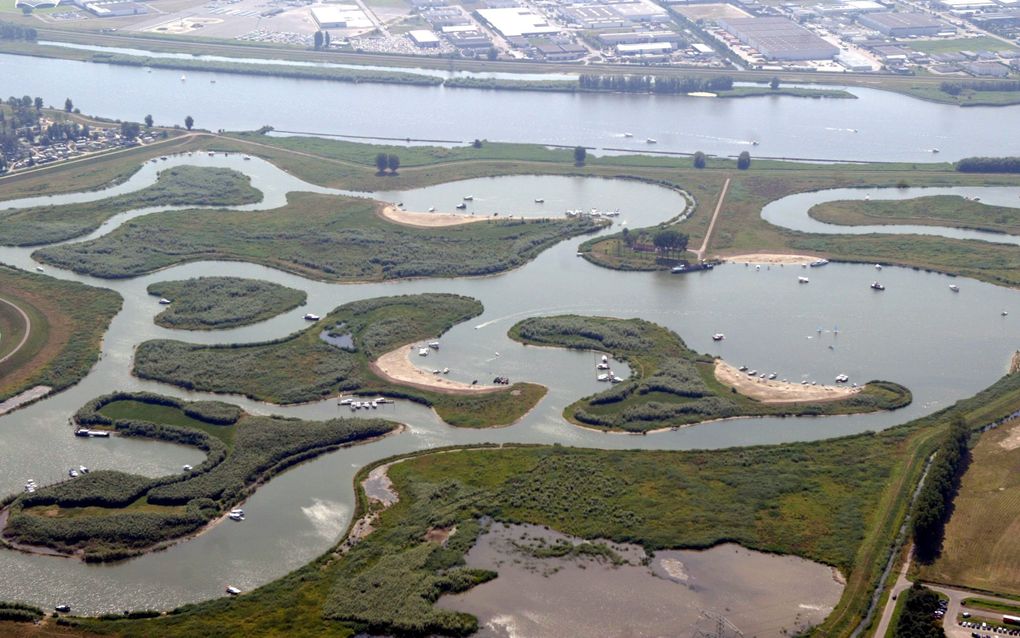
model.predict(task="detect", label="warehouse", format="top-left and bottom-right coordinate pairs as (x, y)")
top-left (408, 29), bottom-right (441, 47)
top-left (857, 12), bottom-right (947, 36)
top-left (476, 7), bottom-right (561, 37)
top-left (716, 17), bottom-right (839, 60)
top-left (596, 30), bottom-right (684, 45)
top-left (310, 5), bottom-right (372, 29)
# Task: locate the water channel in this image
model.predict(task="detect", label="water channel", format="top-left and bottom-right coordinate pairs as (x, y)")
top-left (1, 153), bottom-right (1020, 614)
top-left (2, 52), bottom-right (1020, 161)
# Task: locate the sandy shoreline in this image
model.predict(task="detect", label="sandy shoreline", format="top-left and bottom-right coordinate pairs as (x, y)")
top-left (371, 344), bottom-right (500, 394)
top-left (723, 253), bottom-right (820, 265)
top-left (714, 360), bottom-right (860, 404)
top-left (380, 205), bottom-right (487, 228)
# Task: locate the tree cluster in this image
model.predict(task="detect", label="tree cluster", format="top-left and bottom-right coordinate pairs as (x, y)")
top-left (911, 416), bottom-right (970, 562)
top-left (375, 152), bottom-right (400, 174)
top-left (941, 80), bottom-right (1020, 95)
top-left (737, 150), bottom-right (751, 170)
top-left (652, 229), bottom-right (689, 258)
top-left (956, 156), bottom-right (1020, 173)
top-left (893, 583), bottom-right (946, 638)
top-left (0, 20), bottom-right (37, 41)
top-left (577, 74), bottom-right (734, 94)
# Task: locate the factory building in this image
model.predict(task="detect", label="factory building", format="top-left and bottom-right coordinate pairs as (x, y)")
top-left (857, 12), bottom-right (948, 37)
top-left (716, 17), bottom-right (839, 60)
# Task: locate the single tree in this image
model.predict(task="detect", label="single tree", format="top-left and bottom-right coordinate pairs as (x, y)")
top-left (622, 227), bottom-right (632, 247)
top-left (573, 145), bottom-right (587, 166)
top-left (770, 76), bottom-right (780, 90)
top-left (323, 31), bottom-right (331, 48)
top-left (737, 150), bottom-right (751, 170)
top-left (184, 115), bottom-right (194, 131)
top-left (64, 97), bottom-right (73, 112)
top-left (34, 97), bottom-right (43, 111)
top-left (487, 47), bottom-right (498, 61)
top-left (693, 151), bottom-right (706, 169)
top-left (144, 114), bottom-right (154, 128)
top-left (120, 121), bottom-right (140, 140)
top-left (472, 138), bottom-right (483, 148)
top-left (387, 154), bottom-right (400, 174)
top-left (313, 31), bottom-right (324, 50)
top-left (375, 152), bottom-right (388, 174)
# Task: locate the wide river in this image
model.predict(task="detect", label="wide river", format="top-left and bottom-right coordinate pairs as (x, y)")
top-left (2, 51), bottom-right (1020, 161)
top-left (1, 153), bottom-right (1020, 615)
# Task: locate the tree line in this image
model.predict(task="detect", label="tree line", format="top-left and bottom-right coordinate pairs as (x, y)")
top-left (893, 583), bottom-right (946, 638)
top-left (941, 80), bottom-right (1020, 95)
top-left (956, 156), bottom-right (1020, 173)
top-left (0, 20), bottom-right (37, 41)
top-left (911, 416), bottom-right (970, 563)
top-left (577, 74), bottom-right (735, 94)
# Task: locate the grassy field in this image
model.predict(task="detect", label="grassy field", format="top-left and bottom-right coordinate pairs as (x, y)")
top-left (147, 277), bottom-right (306, 330)
top-left (33, 192), bottom-right (602, 281)
top-left (0, 165), bottom-right (260, 246)
top-left (906, 37), bottom-right (1018, 55)
top-left (915, 418), bottom-right (1020, 596)
top-left (2, 391), bottom-right (397, 561)
top-left (808, 195), bottom-right (1020, 235)
top-left (0, 266), bottom-right (121, 404)
top-left (0, 296), bottom-right (30, 362)
top-left (133, 294), bottom-right (545, 427)
top-left (509, 315), bottom-right (911, 433)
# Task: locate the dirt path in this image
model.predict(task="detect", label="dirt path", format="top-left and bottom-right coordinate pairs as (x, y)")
top-left (714, 360), bottom-right (861, 404)
top-left (693, 177), bottom-right (730, 260)
top-left (370, 344), bottom-right (500, 394)
top-left (0, 296), bottom-right (32, 367)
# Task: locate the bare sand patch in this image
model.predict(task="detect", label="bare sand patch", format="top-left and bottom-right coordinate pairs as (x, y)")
top-left (998, 420), bottom-right (1020, 451)
top-left (724, 253), bottom-right (820, 265)
top-left (714, 360), bottom-right (860, 404)
top-left (379, 205), bottom-right (487, 228)
top-left (371, 345), bottom-right (498, 394)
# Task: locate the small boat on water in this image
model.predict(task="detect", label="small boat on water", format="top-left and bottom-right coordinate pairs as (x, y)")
top-left (428, 341), bottom-right (440, 350)
top-left (455, 203), bottom-right (467, 210)
top-left (596, 362), bottom-right (610, 370)
top-left (930, 148), bottom-right (940, 153)
top-left (304, 313), bottom-right (321, 321)
top-left (442, 368), bottom-right (450, 375)
top-left (180, 75), bottom-right (187, 81)
top-left (646, 138), bottom-right (657, 144)
top-left (54, 604), bottom-right (71, 613)
top-left (338, 398), bottom-right (353, 405)
top-left (428, 207), bottom-right (435, 212)
top-left (68, 469), bottom-right (79, 478)
top-left (751, 140), bottom-right (760, 146)
top-left (534, 198), bottom-right (544, 203)
top-left (601, 354), bottom-right (609, 363)
top-left (798, 276), bottom-right (810, 284)
top-left (243, 155), bottom-right (252, 161)
top-left (35, 266), bottom-right (44, 272)
top-left (875, 264), bottom-right (882, 270)
top-left (229, 508), bottom-right (245, 521)
top-left (158, 298), bottom-right (171, 305)
top-left (418, 348), bottom-right (429, 357)
top-left (768, 373), bottom-right (777, 380)
top-left (949, 284), bottom-right (960, 292)
top-left (835, 374), bottom-right (850, 383)
top-left (623, 132), bottom-right (633, 138)
top-left (597, 373), bottom-right (611, 382)
top-left (1003, 310), bottom-right (1009, 317)
top-left (225, 586), bottom-right (241, 596)
top-left (809, 259), bottom-right (829, 267)
top-left (182, 464), bottom-right (193, 472)
top-left (712, 333), bottom-right (725, 341)
top-left (738, 365), bottom-right (747, 372)
top-left (79, 465), bottom-right (89, 474)
top-left (871, 281), bottom-right (885, 291)
top-left (463, 195), bottom-right (474, 201)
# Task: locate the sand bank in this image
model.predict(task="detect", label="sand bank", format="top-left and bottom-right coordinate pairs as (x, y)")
top-left (371, 345), bottom-right (498, 394)
top-left (714, 360), bottom-right (860, 404)
top-left (380, 205), bottom-right (486, 228)
top-left (724, 253), bottom-right (820, 265)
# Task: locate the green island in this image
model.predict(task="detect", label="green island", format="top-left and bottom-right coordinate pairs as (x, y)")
top-left (0, 265), bottom-right (121, 405)
top-left (147, 277), bottom-right (307, 330)
top-left (0, 165), bottom-right (261, 246)
top-left (133, 294), bottom-right (545, 428)
top-left (509, 315), bottom-right (911, 433)
top-left (808, 194), bottom-right (1020, 236)
top-left (0, 391), bottom-right (398, 562)
top-left (32, 192), bottom-right (602, 281)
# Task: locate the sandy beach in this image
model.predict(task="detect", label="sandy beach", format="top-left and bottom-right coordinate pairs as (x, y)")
top-left (371, 344), bottom-right (499, 394)
top-left (714, 360), bottom-right (860, 404)
top-left (380, 205), bottom-right (487, 228)
top-left (723, 253), bottom-right (820, 266)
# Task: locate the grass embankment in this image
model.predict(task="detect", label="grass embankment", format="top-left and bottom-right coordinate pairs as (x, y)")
top-left (915, 418), bottom-right (1020, 597)
top-left (133, 294), bottom-right (545, 427)
top-left (508, 315), bottom-right (911, 433)
top-left (147, 277), bottom-right (306, 330)
top-left (962, 597), bottom-right (1020, 615)
top-left (1, 391), bottom-right (397, 561)
top-left (33, 192), bottom-right (601, 280)
top-left (0, 165), bottom-right (261, 246)
top-left (0, 265), bottom-right (121, 404)
top-left (809, 195), bottom-right (1020, 235)
top-left (442, 77), bottom-right (855, 99)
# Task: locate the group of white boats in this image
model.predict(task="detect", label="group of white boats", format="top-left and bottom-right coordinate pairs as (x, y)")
top-left (338, 396), bottom-right (392, 411)
top-left (736, 365), bottom-right (856, 388)
top-left (228, 508), bottom-right (245, 522)
top-left (565, 208), bottom-right (621, 218)
top-left (596, 354), bottom-right (624, 383)
top-left (23, 464), bottom-right (90, 492)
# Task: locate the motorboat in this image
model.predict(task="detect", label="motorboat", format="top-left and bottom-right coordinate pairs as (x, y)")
top-left (304, 313), bottom-right (321, 321)
top-left (798, 276), bottom-right (810, 284)
top-left (428, 207), bottom-right (435, 212)
top-left (225, 586), bottom-right (241, 596)
top-left (455, 203), bottom-right (467, 210)
top-left (180, 75), bottom-right (187, 81)
top-left (463, 195), bottom-right (474, 201)
top-left (712, 333), bottom-right (725, 341)
top-left (68, 469), bottom-right (79, 478)
top-left (428, 341), bottom-right (440, 349)
top-left (835, 374), bottom-right (850, 383)
top-left (875, 264), bottom-right (882, 270)
top-left (229, 508), bottom-right (245, 521)
top-left (768, 373), bottom-right (777, 380)
top-left (747, 370), bottom-right (757, 376)
top-left (809, 259), bottom-right (829, 267)
top-left (949, 284), bottom-right (960, 292)
top-left (159, 298), bottom-right (172, 305)
top-left (738, 365), bottom-right (747, 372)
top-left (79, 465), bottom-right (89, 474)
top-left (623, 132), bottom-right (633, 137)
top-left (534, 198), bottom-right (544, 203)
top-left (871, 282), bottom-right (885, 291)
top-left (35, 266), bottom-right (44, 272)
top-left (338, 397), bottom-right (354, 405)
top-left (55, 604), bottom-right (71, 613)
top-left (597, 362), bottom-right (610, 370)
top-left (418, 348), bottom-right (429, 356)
top-left (597, 373), bottom-right (611, 382)
top-left (646, 138), bottom-right (657, 144)
top-left (930, 148), bottom-right (940, 153)
top-left (182, 464), bottom-right (193, 472)
top-left (601, 354), bottom-right (609, 363)
top-left (242, 155), bottom-right (251, 161)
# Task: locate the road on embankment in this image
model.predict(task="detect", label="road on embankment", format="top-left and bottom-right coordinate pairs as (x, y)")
top-left (694, 177), bottom-right (730, 260)
top-left (0, 296), bottom-right (32, 368)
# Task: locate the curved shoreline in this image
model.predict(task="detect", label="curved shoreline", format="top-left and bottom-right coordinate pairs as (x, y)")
top-left (370, 344), bottom-right (501, 395)
top-left (723, 253), bottom-right (820, 266)
top-left (714, 360), bottom-right (861, 404)
top-left (379, 204), bottom-right (488, 228)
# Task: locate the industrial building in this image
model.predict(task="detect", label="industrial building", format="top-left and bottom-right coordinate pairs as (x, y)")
top-left (616, 41), bottom-right (674, 56)
top-left (536, 43), bottom-right (588, 60)
top-left (716, 17), bottom-right (839, 60)
top-left (408, 29), bottom-right (441, 47)
top-left (475, 7), bottom-right (561, 37)
top-left (443, 27), bottom-right (492, 48)
top-left (596, 30), bottom-right (684, 46)
top-left (856, 12), bottom-right (947, 37)
top-left (310, 5), bottom-right (373, 29)
top-left (971, 9), bottom-right (1020, 28)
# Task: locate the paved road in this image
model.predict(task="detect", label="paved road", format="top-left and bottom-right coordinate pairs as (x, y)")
top-left (0, 296), bottom-right (32, 368)
top-left (873, 549), bottom-right (916, 638)
top-left (927, 584), bottom-right (1020, 638)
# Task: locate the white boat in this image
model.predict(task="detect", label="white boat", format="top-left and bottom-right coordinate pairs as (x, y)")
top-left (751, 140), bottom-right (760, 146)
top-left (418, 348), bottom-right (429, 356)
top-left (208, 152), bottom-right (215, 157)
top-left (1003, 310), bottom-right (1009, 317)
top-left (534, 198), bottom-right (544, 203)
top-left (809, 259), bottom-right (829, 267)
top-left (835, 374), bottom-right (849, 383)
top-left (930, 148), bottom-right (940, 153)
top-left (463, 195), bottom-right (474, 201)
top-left (79, 465), bottom-right (89, 474)
top-left (180, 75), bottom-right (187, 81)
top-left (35, 266), bottom-right (44, 272)
top-left (68, 469), bottom-right (79, 478)
top-left (304, 313), bottom-right (321, 321)
top-left (229, 512), bottom-right (245, 521)
top-left (875, 264), bottom-right (882, 270)
top-left (159, 298), bottom-right (172, 305)
top-left (623, 132), bottom-right (633, 137)
top-left (712, 333), bottom-right (725, 341)
top-left (338, 398), bottom-right (353, 405)
top-left (747, 370), bottom-right (758, 376)
top-left (601, 354), bottom-right (609, 363)
top-left (442, 368), bottom-right (450, 374)
top-left (432, 369), bottom-right (441, 375)
top-left (428, 207), bottom-right (435, 212)
top-left (610, 375), bottom-right (623, 383)
top-left (798, 276), bottom-right (810, 284)
top-left (455, 203), bottom-right (467, 210)
top-left (428, 341), bottom-right (440, 349)
top-left (646, 138), bottom-right (657, 144)
top-left (871, 281), bottom-right (885, 291)
top-left (243, 156), bottom-right (251, 161)
top-left (225, 586), bottom-right (241, 596)
top-left (768, 373), bottom-right (777, 380)
top-left (596, 362), bottom-right (610, 370)
top-left (182, 464), bottom-right (193, 472)
top-left (949, 284), bottom-right (959, 292)
top-left (54, 604), bottom-right (71, 613)
top-left (597, 373), bottom-right (611, 382)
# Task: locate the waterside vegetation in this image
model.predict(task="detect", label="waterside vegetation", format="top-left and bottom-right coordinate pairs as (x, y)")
top-left (147, 277), bottom-right (306, 330)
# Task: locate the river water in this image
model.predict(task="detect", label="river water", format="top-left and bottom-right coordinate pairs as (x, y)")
top-left (1, 154), bottom-right (1020, 613)
top-left (2, 52), bottom-right (1019, 161)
